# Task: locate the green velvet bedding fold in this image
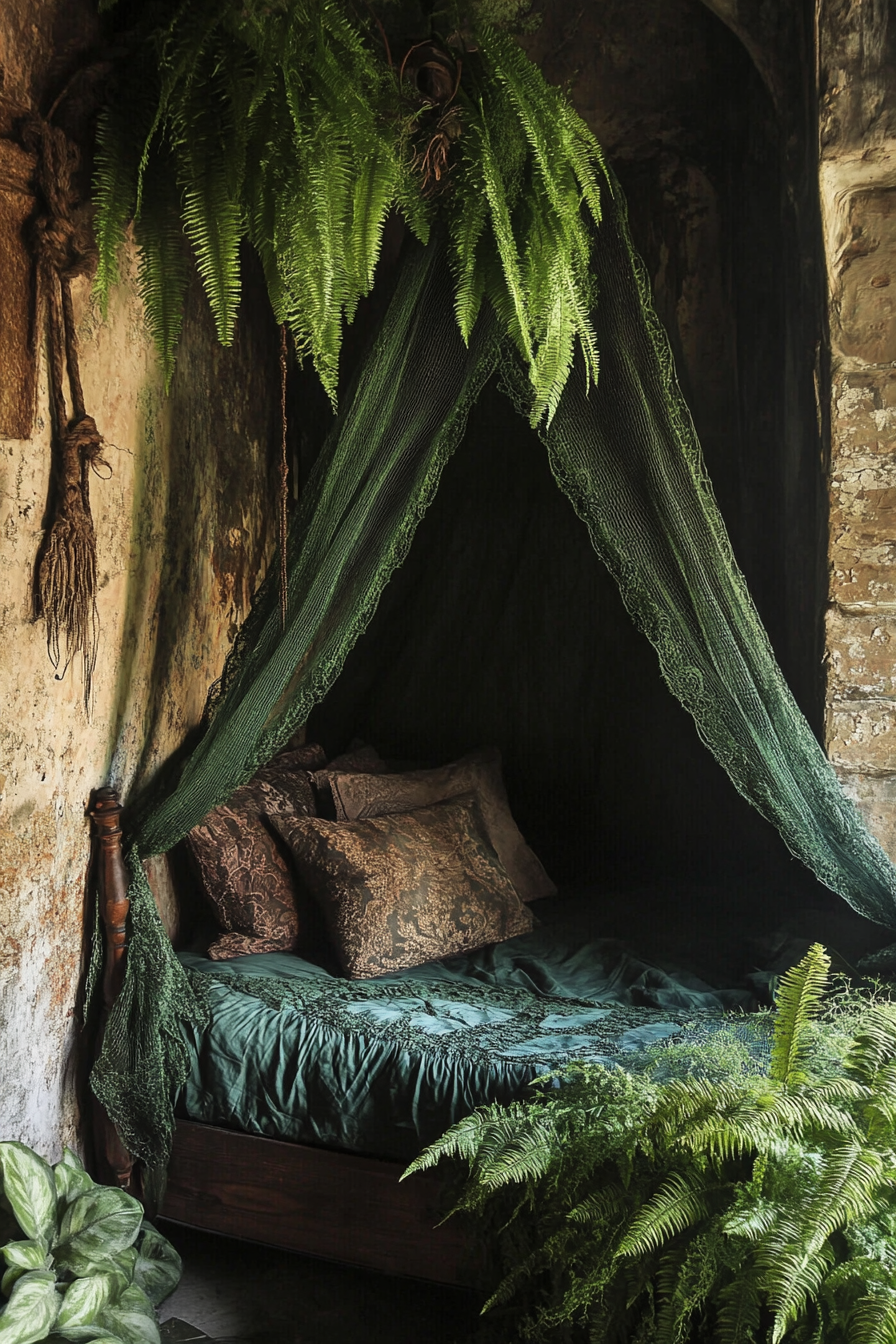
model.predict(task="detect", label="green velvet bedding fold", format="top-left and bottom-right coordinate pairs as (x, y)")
top-left (176, 896), bottom-right (756, 1161)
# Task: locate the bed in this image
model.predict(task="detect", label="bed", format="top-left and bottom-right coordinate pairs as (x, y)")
top-left (86, 749), bottom-right (781, 1286)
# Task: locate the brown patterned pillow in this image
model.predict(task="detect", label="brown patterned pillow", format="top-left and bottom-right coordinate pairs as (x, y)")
top-left (325, 742), bottom-right (388, 774)
top-left (313, 747), bottom-right (556, 903)
top-left (272, 794), bottom-right (534, 979)
top-left (187, 744), bottom-right (327, 960)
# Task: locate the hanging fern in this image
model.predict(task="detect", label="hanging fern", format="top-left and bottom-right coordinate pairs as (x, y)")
top-left (93, 0), bottom-right (605, 420)
top-left (406, 947), bottom-right (896, 1343)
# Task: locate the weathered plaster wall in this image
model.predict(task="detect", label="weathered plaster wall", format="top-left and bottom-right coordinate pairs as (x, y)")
top-left (820, 0), bottom-right (896, 857)
top-left (0, 1), bottom-right (280, 1158)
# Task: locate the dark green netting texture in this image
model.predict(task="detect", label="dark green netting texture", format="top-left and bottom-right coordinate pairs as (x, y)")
top-left (529, 171), bottom-right (896, 925)
top-left (92, 165), bottom-right (896, 1173)
top-left (91, 242), bottom-right (502, 1170)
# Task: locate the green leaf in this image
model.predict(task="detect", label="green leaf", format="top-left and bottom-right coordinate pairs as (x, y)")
top-left (135, 150), bottom-right (190, 393)
top-left (92, 108), bottom-right (138, 315)
top-left (110, 1249), bottom-right (137, 1283)
top-left (57, 1274), bottom-right (120, 1330)
top-left (48, 1337), bottom-right (126, 1344)
top-left (1, 1241), bottom-right (49, 1271)
top-left (54, 1327), bottom-right (133, 1344)
top-left (173, 59), bottom-right (244, 347)
top-left (771, 944), bottom-right (831, 1088)
top-left (53, 1189), bottom-right (143, 1278)
top-left (0, 1144), bottom-right (57, 1246)
top-left (617, 1171), bottom-right (726, 1258)
top-left (100, 1285), bottom-right (160, 1344)
top-left (0, 1268), bottom-right (24, 1299)
top-left (53, 1152), bottom-right (94, 1210)
top-left (0, 1269), bottom-right (61, 1344)
top-left (473, 105), bottom-right (532, 366)
top-left (132, 1225), bottom-right (181, 1307)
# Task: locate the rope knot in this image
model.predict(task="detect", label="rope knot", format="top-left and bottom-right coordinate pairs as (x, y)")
top-left (66, 414), bottom-right (105, 462)
top-left (22, 115), bottom-right (97, 282)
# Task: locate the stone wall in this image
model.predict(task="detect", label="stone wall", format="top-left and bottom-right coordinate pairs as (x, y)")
top-left (820, 1), bottom-right (896, 857)
top-left (0, 0), bottom-right (280, 1158)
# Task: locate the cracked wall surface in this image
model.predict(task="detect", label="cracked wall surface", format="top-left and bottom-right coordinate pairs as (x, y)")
top-left (820, 0), bottom-right (896, 857)
top-left (0, 0), bottom-right (280, 1159)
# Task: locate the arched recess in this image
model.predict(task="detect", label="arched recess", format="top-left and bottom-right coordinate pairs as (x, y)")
top-left (308, 0), bottom-right (830, 912)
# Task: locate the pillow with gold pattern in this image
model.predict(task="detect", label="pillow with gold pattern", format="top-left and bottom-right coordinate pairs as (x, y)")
top-left (312, 747), bottom-right (556, 903)
top-left (271, 794), bottom-right (534, 978)
top-left (187, 743), bottom-right (327, 960)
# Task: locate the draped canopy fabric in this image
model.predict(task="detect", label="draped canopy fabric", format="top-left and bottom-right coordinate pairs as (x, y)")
top-left (91, 166), bottom-right (896, 1173)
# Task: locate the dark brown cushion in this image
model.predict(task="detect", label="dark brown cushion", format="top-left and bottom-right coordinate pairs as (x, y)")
top-left (272, 794), bottom-right (534, 978)
top-left (187, 743), bottom-right (327, 960)
top-left (313, 747), bottom-right (556, 903)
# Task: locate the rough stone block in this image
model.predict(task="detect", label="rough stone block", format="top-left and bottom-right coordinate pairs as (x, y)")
top-left (835, 188), bottom-right (896, 365)
top-left (832, 370), bottom-right (896, 463)
top-left (835, 770), bottom-right (896, 864)
top-left (830, 474), bottom-right (896, 544)
top-left (826, 699), bottom-right (896, 775)
top-left (829, 555), bottom-right (896, 608)
top-left (828, 444), bottom-right (896, 606)
top-left (826, 609), bottom-right (896, 698)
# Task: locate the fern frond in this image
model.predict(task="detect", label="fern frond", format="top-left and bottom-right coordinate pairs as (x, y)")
top-left (847, 1289), bottom-right (896, 1344)
top-left (140, 0), bottom-right (224, 215)
top-left (772, 944), bottom-right (832, 1088)
top-left (715, 1263), bottom-right (763, 1344)
top-left (347, 144), bottom-right (399, 299)
top-left (556, 98), bottom-right (607, 227)
top-left (446, 173), bottom-right (490, 343)
top-left (134, 150), bottom-right (189, 391)
top-left (402, 1106), bottom-right (500, 1177)
top-left (650, 1225), bottom-right (729, 1344)
top-left (172, 59), bottom-right (244, 345)
top-left (848, 1006), bottom-right (896, 1088)
top-left (482, 26), bottom-right (594, 259)
top-left (617, 1170), bottom-right (726, 1259)
top-left (92, 102), bottom-right (146, 311)
top-left (567, 1182), bottom-right (630, 1227)
top-left (470, 100), bottom-right (532, 365)
top-left (759, 1143), bottom-right (887, 1338)
top-left (803, 1141), bottom-right (886, 1246)
top-left (765, 1239), bottom-right (835, 1344)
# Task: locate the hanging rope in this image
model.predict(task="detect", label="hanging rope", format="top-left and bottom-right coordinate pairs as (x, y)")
top-left (278, 323), bottom-right (289, 632)
top-left (22, 114), bottom-right (107, 714)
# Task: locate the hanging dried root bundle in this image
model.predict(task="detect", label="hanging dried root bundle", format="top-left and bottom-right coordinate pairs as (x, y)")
top-left (37, 415), bottom-right (103, 702)
top-left (23, 114), bottom-right (106, 713)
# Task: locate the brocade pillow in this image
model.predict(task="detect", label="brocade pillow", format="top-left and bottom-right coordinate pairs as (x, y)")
top-left (271, 794), bottom-right (534, 978)
top-left (324, 742), bottom-right (388, 774)
top-left (313, 747), bottom-right (556, 903)
top-left (187, 743), bottom-right (327, 960)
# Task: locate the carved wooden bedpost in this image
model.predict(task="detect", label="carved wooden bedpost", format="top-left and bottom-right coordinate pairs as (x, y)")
top-left (88, 787), bottom-right (136, 1192)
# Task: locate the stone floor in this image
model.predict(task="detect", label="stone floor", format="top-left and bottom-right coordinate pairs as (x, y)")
top-left (157, 1223), bottom-right (483, 1344)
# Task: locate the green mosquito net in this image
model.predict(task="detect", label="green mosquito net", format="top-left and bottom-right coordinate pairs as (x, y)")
top-left (91, 167), bottom-right (896, 1173)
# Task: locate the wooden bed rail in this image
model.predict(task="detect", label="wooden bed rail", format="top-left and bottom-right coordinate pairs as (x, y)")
top-left (88, 786), bottom-right (136, 1192)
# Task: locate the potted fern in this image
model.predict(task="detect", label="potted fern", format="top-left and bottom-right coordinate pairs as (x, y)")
top-left (407, 946), bottom-right (896, 1343)
top-left (0, 1143), bottom-right (180, 1344)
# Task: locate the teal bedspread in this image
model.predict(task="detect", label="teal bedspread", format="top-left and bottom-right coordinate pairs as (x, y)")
top-left (175, 893), bottom-right (759, 1161)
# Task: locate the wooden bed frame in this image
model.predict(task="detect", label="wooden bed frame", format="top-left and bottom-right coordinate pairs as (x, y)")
top-left (88, 788), bottom-right (472, 1286)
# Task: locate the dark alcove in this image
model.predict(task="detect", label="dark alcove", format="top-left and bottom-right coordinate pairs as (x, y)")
top-left (308, 0), bottom-right (832, 921)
